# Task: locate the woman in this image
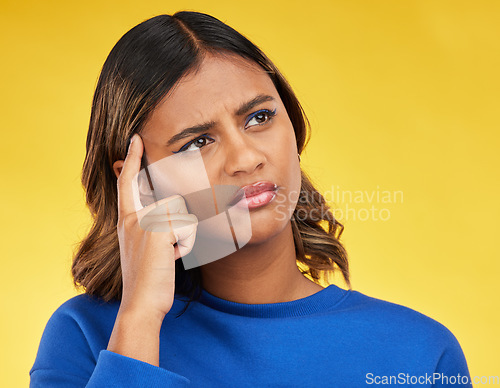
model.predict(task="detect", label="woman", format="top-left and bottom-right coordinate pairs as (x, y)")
top-left (30, 11), bottom-right (471, 387)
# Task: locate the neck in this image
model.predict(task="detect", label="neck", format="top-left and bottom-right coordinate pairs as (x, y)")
top-left (199, 221), bottom-right (323, 304)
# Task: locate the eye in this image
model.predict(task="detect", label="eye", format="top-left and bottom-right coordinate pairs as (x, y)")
top-left (245, 108), bottom-right (277, 128)
top-left (174, 134), bottom-right (215, 153)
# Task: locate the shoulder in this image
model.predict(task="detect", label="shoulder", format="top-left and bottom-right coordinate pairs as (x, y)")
top-left (31, 294), bottom-right (120, 377)
top-left (343, 290), bottom-right (470, 374)
top-left (339, 289), bottom-right (461, 348)
top-left (49, 293), bottom-right (119, 321)
top-left (41, 293), bottom-right (120, 345)
top-left (326, 288), bottom-right (470, 373)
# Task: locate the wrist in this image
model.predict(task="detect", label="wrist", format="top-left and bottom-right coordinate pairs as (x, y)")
top-left (108, 307), bottom-right (163, 366)
top-left (116, 303), bottom-right (166, 331)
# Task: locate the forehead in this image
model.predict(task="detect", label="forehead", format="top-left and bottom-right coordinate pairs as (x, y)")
top-left (146, 54), bottom-right (278, 132)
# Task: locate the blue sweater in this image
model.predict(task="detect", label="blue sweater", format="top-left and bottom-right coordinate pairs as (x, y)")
top-left (30, 285), bottom-right (471, 387)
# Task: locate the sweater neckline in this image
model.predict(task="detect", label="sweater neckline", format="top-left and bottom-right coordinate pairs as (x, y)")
top-left (198, 284), bottom-right (349, 318)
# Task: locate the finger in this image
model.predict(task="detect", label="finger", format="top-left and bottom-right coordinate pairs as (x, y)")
top-left (177, 227), bottom-right (197, 258)
top-left (144, 219), bottom-right (197, 261)
top-left (139, 213), bottom-right (198, 233)
top-left (141, 214), bottom-right (198, 234)
top-left (117, 134), bottom-right (144, 217)
top-left (138, 195), bottom-right (189, 219)
top-left (142, 216), bottom-right (198, 260)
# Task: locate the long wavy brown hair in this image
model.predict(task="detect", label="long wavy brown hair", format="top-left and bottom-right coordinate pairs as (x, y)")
top-left (72, 11), bottom-right (350, 316)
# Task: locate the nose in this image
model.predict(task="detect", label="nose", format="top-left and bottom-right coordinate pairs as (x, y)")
top-left (222, 130), bottom-right (266, 176)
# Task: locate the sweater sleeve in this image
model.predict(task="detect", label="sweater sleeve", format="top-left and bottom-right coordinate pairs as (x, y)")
top-left (432, 329), bottom-right (472, 388)
top-left (29, 302), bottom-right (190, 387)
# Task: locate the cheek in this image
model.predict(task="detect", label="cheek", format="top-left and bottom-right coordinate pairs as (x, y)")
top-left (280, 126), bottom-right (300, 183)
top-left (271, 124), bottom-right (302, 211)
top-left (288, 158), bottom-right (302, 210)
top-left (265, 116), bottom-right (298, 157)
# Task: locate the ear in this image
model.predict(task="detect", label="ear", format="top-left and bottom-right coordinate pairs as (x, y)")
top-left (113, 160), bottom-right (125, 179)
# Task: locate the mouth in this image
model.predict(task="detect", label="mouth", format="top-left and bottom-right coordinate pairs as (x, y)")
top-left (228, 181), bottom-right (279, 209)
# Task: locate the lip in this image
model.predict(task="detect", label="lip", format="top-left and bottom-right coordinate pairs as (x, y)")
top-left (228, 181), bottom-right (279, 208)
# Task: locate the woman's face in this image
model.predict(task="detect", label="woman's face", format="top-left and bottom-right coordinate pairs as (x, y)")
top-left (140, 54), bottom-right (301, 244)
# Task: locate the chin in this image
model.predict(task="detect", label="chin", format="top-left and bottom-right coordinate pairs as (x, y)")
top-left (244, 206), bottom-right (291, 245)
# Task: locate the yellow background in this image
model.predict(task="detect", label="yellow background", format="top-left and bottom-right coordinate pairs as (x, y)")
top-left (1, 0), bottom-right (499, 385)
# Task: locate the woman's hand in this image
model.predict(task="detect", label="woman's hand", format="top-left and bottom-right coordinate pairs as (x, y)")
top-left (107, 133), bottom-right (197, 366)
top-left (115, 133), bottom-right (198, 322)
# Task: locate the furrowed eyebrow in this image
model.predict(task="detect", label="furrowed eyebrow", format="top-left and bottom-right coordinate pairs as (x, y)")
top-left (166, 94), bottom-right (275, 147)
top-left (235, 94), bottom-right (275, 116)
top-left (166, 121), bottom-right (216, 147)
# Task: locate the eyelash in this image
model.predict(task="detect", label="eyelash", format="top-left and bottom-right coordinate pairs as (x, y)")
top-left (173, 108), bottom-right (277, 153)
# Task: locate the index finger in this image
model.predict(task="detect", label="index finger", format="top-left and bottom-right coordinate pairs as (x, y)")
top-left (117, 133), bottom-right (144, 217)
